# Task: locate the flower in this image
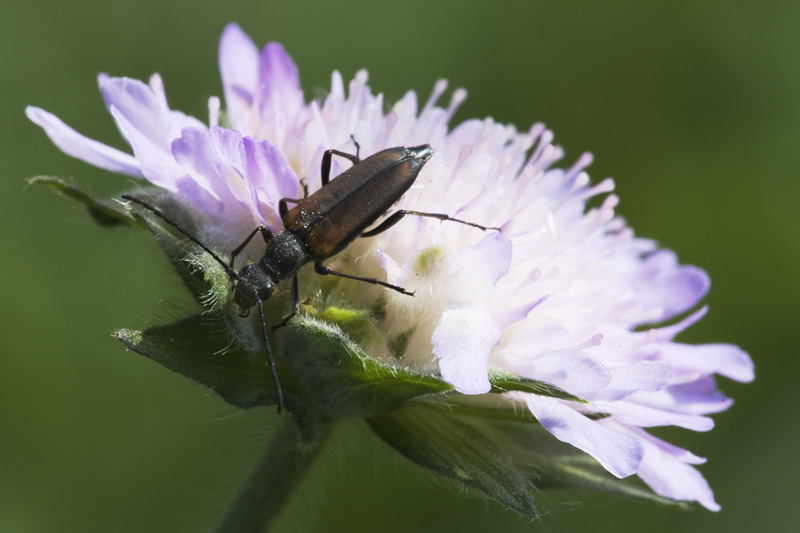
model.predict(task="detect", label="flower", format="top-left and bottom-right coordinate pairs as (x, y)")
top-left (28, 23), bottom-right (753, 515)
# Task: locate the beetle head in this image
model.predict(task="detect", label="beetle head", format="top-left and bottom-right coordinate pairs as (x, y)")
top-left (233, 262), bottom-right (276, 314)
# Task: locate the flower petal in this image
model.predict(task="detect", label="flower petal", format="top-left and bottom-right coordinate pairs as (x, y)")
top-left (631, 427), bottom-right (720, 511)
top-left (100, 73), bottom-right (203, 191)
top-left (170, 127), bottom-right (225, 211)
top-left (661, 343), bottom-right (754, 383)
top-left (448, 232), bottom-right (512, 303)
top-left (522, 394), bottom-right (644, 478)
top-left (627, 376), bottom-right (734, 417)
top-left (258, 42), bottom-right (302, 115)
top-left (491, 295), bottom-right (548, 331)
top-left (433, 306), bottom-right (499, 394)
top-left (25, 106), bottom-right (142, 177)
top-left (633, 250), bottom-right (710, 322)
top-left (219, 23), bottom-right (259, 134)
top-left (110, 106), bottom-right (186, 192)
top-left (99, 74), bottom-right (204, 148)
top-left (591, 361), bottom-right (673, 402)
top-left (242, 136), bottom-right (301, 226)
top-left (606, 399), bottom-right (716, 431)
top-left (515, 349), bottom-right (611, 396)
top-left (656, 305), bottom-right (708, 340)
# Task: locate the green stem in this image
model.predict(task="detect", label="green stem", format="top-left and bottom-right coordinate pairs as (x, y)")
top-left (216, 416), bottom-right (331, 533)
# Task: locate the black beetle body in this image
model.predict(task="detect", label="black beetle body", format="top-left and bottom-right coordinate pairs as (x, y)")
top-left (232, 145), bottom-right (433, 311)
top-left (123, 143), bottom-right (497, 413)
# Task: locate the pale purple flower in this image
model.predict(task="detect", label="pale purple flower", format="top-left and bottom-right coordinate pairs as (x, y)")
top-left (27, 23), bottom-right (753, 511)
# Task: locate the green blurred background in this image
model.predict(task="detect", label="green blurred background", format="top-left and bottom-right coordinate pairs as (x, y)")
top-left (2, 1), bottom-right (796, 531)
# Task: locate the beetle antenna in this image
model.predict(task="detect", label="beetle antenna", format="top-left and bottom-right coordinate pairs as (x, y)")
top-left (121, 195), bottom-right (239, 281)
top-left (256, 300), bottom-right (284, 413)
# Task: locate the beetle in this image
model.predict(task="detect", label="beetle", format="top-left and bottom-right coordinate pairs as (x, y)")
top-left (123, 141), bottom-right (498, 413)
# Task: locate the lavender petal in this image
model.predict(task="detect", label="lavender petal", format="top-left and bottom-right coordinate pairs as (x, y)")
top-left (25, 106), bottom-right (142, 177)
top-left (523, 394), bottom-right (644, 478)
top-left (218, 23), bottom-right (259, 134)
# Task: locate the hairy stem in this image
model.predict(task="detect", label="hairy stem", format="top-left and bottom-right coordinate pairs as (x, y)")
top-left (216, 416), bottom-right (331, 533)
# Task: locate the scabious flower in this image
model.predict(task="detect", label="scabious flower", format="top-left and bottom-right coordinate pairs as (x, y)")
top-left (28, 23), bottom-right (753, 523)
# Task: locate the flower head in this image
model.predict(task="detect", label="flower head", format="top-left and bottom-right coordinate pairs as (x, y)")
top-left (28, 23), bottom-right (753, 515)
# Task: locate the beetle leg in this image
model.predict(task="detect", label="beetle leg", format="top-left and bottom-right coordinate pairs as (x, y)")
top-left (271, 276), bottom-right (300, 331)
top-left (321, 148), bottom-right (361, 186)
top-left (349, 134), bottom-right (361, 159)
top-left (278, 177), bottom-right (311, 219)
top-left (279, 197), bottom-right (306, 219)
top-left (361, 209), bottom-right (501, 238)
top-left (314, 261), bottom-right (415, 296)
top-left (229, 225), bottom-right (274, 270)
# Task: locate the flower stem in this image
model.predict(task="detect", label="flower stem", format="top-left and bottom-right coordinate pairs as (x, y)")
top-left (216, 416), bottom-right (331, 533)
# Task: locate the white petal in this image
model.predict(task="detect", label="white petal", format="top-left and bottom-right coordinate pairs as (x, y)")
top-left (433, 306), bottom-right (499, 394)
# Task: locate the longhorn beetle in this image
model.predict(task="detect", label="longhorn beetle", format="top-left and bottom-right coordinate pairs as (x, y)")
top-left (122, 141), bottom-right (499, 413)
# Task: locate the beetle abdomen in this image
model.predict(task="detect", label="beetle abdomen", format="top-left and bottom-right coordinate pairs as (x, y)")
top-left (284, 145), bottom-right (434, 259)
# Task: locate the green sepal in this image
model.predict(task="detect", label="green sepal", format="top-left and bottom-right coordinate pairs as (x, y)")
top-left (282, 316), bottom-right (454, 418)
top-left (488, 369), bottom-right (586, 403)
top-left (116, 312), bottom-right (287, 410)
top-left (368, 404), bottom-right (538, 518)
top-left (114, 309), bottom-right (454, 419)
top-left (29, 176), bottom-right (139, 227)
top-left (533, 452), bottom-right (685, 507)
top-left (368, 402), bottom-right (685, 517)
top-left (481, 413), bottom-right (684, 508)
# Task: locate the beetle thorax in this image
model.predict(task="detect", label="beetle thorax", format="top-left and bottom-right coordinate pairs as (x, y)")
top-left (261, 231), bottom-right (313, 281)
